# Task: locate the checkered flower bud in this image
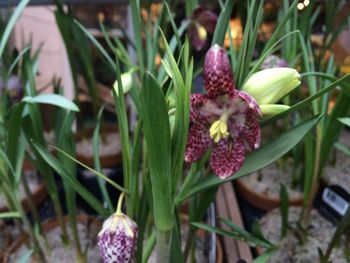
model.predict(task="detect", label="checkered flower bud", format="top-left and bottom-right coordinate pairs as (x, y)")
top-left (97, 194), bottom-right (138, 263)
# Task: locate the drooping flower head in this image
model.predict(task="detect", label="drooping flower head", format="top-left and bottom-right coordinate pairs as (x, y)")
top-left (98, 194), bottom-right (138, 263)
top-left (185, 45), bottom-right (262, 179)
top-left (188, 7), bottom-right (218, 51)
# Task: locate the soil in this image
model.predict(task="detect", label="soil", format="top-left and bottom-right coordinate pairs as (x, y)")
top-left (76, 132), bottom-right (121, 158)
top-left (9, 218), bottom-right (102, 263)
top-left (260, 207), bottom-right (348, 263)
top-left (239, 161), bottom-right (303, 200)
top-left (0, 170), bottom-right (42, 209)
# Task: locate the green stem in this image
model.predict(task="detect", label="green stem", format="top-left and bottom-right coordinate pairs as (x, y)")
top-left (116, 192), bottom-right (125, 215)
top-left (142, 230), bottom-right (156, 263)
top-left (156, 230), bottom-right (171, 263)
top-left (302, 124), bottom-right (322, 227)
top-left (184, 227), bottom-right (196, 262)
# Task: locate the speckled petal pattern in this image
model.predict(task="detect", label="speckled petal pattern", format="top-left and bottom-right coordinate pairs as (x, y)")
top-left (185, 122), bottom-right (212, 163)
top-left (237, 90), bottom-right (262, 116)
top-left (243, 110), bottom-right (261, 150)
top-left (210, 138), bottom-right (245, 179)
top-left (97, 214), bottom-right (138, 263)
top-left (203, 45), bottom-right (235, 98)
top-left (189, 93), bottom-right (209, 123)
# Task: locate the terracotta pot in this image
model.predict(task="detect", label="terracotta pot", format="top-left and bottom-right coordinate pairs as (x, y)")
top-left (4, 215), bottom-right (101, 263)
top-left (75, 123), bottom-right (122, 168)
top-left (0, 162), bottom-right (47, 213)
top-left (235, 179), bottom-right (303, 211)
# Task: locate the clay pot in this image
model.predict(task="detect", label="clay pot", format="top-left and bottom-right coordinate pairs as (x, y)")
top-left (4, 215), bottom-right (101, 263)
top-left (0, 161), bottom-right (47, 213)
top-left (75, 123), bottom-right (122, 168)
top-left (235, 178), bottom-right (303, 211)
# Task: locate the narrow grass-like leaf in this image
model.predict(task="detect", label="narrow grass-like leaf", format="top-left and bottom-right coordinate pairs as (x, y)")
top-left (52, 145), bottom-right (127, 193)
top-left (93, 105), bottom-right (113, 212)
top-left (32, 141), bottom-right (109, 217)
top-left (22, 94), bottom-right (79, 112)
top-left (74, 19), bottom-right (115, 70)
top-left (252, 250), bottom-right (276, 263)
top-left (130, 0), bottom-right (144, 75)
top-left (140, 72), bottom-right (174, 231)
top-left (0, 0), bottom-right (29, 59)
top-left (6, 45), bottom-right (31, 79)
top-left (211, 0), bottom-right (234, 46)
top-left (191, 221), bottom-right (271, 249)
top-left (219, 217), bottom-right (273, 248)
top-left (319, 92), bottom-right (350, 172)
top-left (338, 117), bottom-right (350, 127)
top-left (176, 114), bottom-right (323, 203)
top-left (335, 143), bottom-right (350, 158)
top-left (0, 211), bottom-right (21, 219)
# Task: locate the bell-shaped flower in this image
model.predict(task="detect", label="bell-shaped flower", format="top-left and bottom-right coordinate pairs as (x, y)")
top-left (188, 7), bottom-right (217, 51)
top-left (242, 67), bottom-right (301, 105)
top-left (98, 194), bottom-right (138, 263)
top-left (185, 46), bottom-right (301, 178)
top-left (185, 45), bottom-right (262, 179)
top-left (113, 68), bottom-right (136, 96)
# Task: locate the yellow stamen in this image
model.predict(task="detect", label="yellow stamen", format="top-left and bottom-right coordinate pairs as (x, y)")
top-left (196, 23), bottom-right (207, 41)
top-left (209, 119), bottom-right (229, 143)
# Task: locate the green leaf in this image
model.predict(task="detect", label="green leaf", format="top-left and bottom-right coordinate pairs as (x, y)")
top-left (0, 0), bottom-right (30, 59)
top-left (335, 143), bottom-right (350, 158)
top-left (140, 72), bottom-right (174, 232)
top-left (15, 249), bottom-right (33, 263)
top-left (191, 221), bottom-right (271, 249)
top-left (211, 0), bottom-right (234, 46)
top-left (252, 250), bottom-right (276, 263)
top-left (176, 114), bottom-right (323, 203)
top-left (159, 29), bottom-right (190, 192)
top-left (93, 105), bottom-right (114, 212)
top-left (338, 117), bottom-right (350, 127)
top-left (74, 19), bottom-right (115, 70)
top-left (219, 217), bottom-right (273, 248)
top-left (0, 211), bottom-right (21, 219)
top-left (22, 94), bottom-right (79, 112)
top-left (32, 141), bottom-right (109, 217)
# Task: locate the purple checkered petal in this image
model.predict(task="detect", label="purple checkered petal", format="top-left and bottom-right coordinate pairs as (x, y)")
top-left (185, 122), bottom-right (212, 163)
top-left (97, 214), bottom-right (138, 263)
top-left (203, 45), bottom-right (235, 98)
top-left (243, 110), bottom-right (261, 150)
top-left (236, 90), bottom-right (262, 116)
top-left (210, 138), bottom-right (245, 179)
top-left (189, 93), bottom-right (209, 123)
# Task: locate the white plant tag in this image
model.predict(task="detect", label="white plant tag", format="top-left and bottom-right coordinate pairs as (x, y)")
top-left (322, 188), bottom-right (349, 216)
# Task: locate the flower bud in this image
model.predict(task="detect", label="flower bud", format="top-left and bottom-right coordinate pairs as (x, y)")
top-left (98, 213), bottom-right (138, 263)
top-left (260, 104), bottom-right (290, 117)
top-left (113, 69), bottom-right (135, 96)
top-left (242, 68), bottom-right (301, 105)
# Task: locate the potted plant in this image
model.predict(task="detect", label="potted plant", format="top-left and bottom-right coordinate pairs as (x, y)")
top-left (3, 1), bottom-right (348, 263)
